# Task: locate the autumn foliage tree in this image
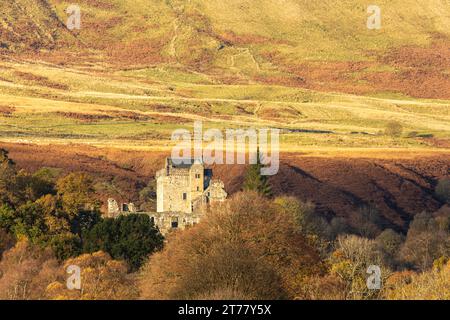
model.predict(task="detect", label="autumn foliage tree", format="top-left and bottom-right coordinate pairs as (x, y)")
top-left (384, 121), bottom-right (403, 137)
top-left (0, 159), bottom-right (101, 260)
top-left (399, 211), bottom-right (450, 270)
top-left (0, 239), bottom-right (60, 300)
top-left (435, 178), bottom-right (450, 204)
top-left (0, 227), bottom-right (14, 257)
top-left (139, 192), bottom-right (323, 299)
top-left (46, 251), bottom-right (138, 300)
top-left (274, 196), bottom-right (331, 255)
top-left (384, 258), bottom-right (450, 299)
top-left (329, 234), bottom-right (388, 300)
top-left (56, 172), bottom-right (99, 218)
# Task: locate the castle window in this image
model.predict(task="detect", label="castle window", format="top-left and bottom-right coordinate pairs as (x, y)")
top-left (182, 193), bottom-right (187, 200)
top-left (196, 186), bottom-right (199, 191)
top-left (195, 173), bottom-right (201, 179)
top-left (171, 217), bottom-right (178, 229)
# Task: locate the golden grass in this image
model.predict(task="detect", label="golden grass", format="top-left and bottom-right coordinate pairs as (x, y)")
top-left (0, 58), bottom-right (448, 154)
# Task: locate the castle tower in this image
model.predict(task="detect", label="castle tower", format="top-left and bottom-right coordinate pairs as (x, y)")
top-left (155, 157), bottom-right (226, 215)
top-left (189, 158), bottom-right (204, 205)
top-left (107, 198), bottom-right (120, 217)
top-left (156, 158), bottom-right (202, 213)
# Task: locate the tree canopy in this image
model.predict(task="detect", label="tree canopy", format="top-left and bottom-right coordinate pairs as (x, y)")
top-left (82, 214), bottom-right (164, 271)
top-left (242, 150), bottom-right (272, 197)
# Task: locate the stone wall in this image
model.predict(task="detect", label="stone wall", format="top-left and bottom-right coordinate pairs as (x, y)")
top-left (156, 160), bottom-right (208, 214)
top-left (204, 180), bottom-right (228, 204)
top-left (119, 211), bottom-right (202, 235)
top-left (157, 170), bottom-right (192, 213)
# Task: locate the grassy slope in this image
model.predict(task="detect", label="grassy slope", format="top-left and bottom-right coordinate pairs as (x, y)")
top-left (0, 0), bottom-right (74, 51)
top-left (0, 59), bottom-right (449, 153)
top-left (8, 0), bottom-right (443, 99)
top-left (0, 0), bottom-right (449, 154)
top-left (45, 0), bottom-right (450, 59)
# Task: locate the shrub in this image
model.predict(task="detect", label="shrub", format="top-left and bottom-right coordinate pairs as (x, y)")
top-left (384, 260), bottom-right (450, 299)
top-left (46, 251), bottom-right (139, 300)
top-left (375, 229), bottom-right (405, 268)
top-left (400, 212), bottom-right (450, 270)
top-left (0, 240), bottom-right (60, 300)
top-left (349, 205), bottom-right (382, 238)
top-left (384, 121), bottom-right (403, 137)
top-left (330, 235), bottom-right (387, 300)
top-left (435, 178), bottom-right (450, 204)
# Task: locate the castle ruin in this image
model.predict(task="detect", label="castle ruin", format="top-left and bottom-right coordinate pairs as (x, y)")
top-left (107, 157), bottom-right (227, 234)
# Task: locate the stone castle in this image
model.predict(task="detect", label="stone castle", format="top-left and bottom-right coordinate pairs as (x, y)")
top-left (107, 157), bottom-right (227, 234)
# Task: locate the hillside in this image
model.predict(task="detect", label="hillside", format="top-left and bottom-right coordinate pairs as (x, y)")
top-left (0, 0), bottom-right (74, 51)
top-left (0, 1), bottom-right (448, 172)
top-left (1, 142), bottom-right (448, 232)
top-left (1, 0), bottom-right (449, 98)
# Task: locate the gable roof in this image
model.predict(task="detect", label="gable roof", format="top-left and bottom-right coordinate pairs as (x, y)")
top-left (167, 157), bottom-right (203, 168)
